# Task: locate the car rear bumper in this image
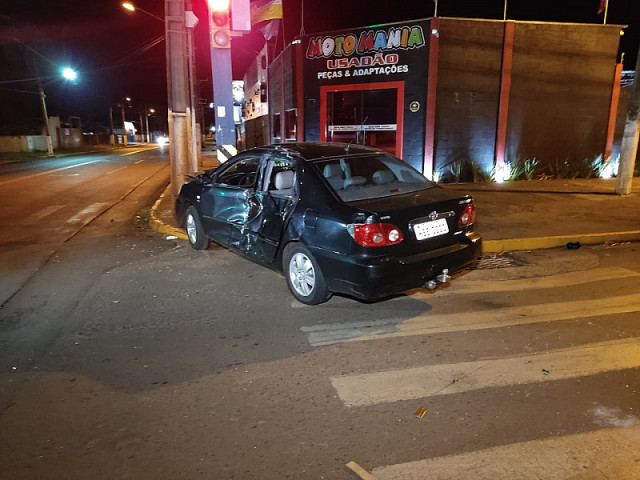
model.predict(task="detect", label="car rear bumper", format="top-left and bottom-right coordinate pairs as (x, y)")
top-left (311, 232), bottom-right (482, 300)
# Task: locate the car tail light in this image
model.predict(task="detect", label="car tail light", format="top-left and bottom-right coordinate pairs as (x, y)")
top-left (347, 223), bottom-right (404, 247)
top-left (458, 203), bottom-right (476, 228)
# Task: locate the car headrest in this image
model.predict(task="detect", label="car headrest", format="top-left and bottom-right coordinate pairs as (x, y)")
top-left (275, 170), bottom-right (294, 190)
top-left (372, 170), bottom-right (395, 185)
top-left (323, 164), bottom-right (342, 178)
top-left (343, 176), bottom-right (366, 188)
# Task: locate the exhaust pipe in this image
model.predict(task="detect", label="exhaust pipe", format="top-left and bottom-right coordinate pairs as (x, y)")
top-left (425, 269), bottom-right (450, 290)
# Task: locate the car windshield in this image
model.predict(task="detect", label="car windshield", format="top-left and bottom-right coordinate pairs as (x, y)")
top-left (313, 153), bottom-right (434, 202)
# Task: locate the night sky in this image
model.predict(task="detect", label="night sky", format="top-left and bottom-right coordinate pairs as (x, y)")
top-left (0, 0), bottom-right (637, 133)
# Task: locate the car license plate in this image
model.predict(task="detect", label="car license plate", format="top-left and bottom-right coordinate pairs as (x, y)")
top-left (413, 218), bottom-right (449, 240)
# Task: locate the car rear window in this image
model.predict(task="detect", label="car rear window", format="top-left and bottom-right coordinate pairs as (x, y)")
top-left (314, 154), bottom-right (434, 202)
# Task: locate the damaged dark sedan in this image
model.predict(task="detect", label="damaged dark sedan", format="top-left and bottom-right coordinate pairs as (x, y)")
top-left (176, 143), bottom-right (481, 305)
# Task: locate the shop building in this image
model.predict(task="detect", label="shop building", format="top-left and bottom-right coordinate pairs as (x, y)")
top-left (258, 17), bottom-right (625, 180)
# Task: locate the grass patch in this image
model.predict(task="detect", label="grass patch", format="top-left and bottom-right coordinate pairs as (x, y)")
top-left (137, 207), bottom-right (151, 227)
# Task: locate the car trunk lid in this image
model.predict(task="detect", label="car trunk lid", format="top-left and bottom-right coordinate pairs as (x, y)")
top-left (347, 186), bottom-right (474, 256)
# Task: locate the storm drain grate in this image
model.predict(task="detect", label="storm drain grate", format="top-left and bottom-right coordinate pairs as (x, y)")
top-left (475, 253), bottom-right (526, 270)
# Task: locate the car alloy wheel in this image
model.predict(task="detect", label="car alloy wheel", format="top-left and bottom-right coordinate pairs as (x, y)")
top-left (284, 244), bottom-right (331, 305)
top-left (185, 206), bottom-right (210, 250)
top-left (186, 213), bottom-right (197, 244)
top-left (289, 252), bottom-right (316, 297)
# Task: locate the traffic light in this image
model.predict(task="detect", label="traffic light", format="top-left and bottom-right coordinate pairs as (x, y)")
top-left (208, 0), bottom-right (231, 49)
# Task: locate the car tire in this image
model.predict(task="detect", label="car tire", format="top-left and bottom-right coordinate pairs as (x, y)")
top-left (284, 243), bottom-right (331, 305)
top-left (185, 206), bottom-right (210, 250)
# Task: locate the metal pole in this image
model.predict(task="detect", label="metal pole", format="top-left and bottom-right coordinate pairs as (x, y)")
top-left (121, 102), bottom-right (128, 146)
top-left (186, 0), bottom-right (199, 172)
top-left (503, 0), bottom-right (508, 21)
top-left (604, 0), bottom-right (609, 25)
top-left (145, 105), bottom-right (151, 143)
top-left (434, 0), bottom-right (438, 17)
top-left (39, 87), bottom-right (54, 156)
top-left (109, 106), bottom-right (115, 145)
top-left (615, 48), bottom-right (640, 195)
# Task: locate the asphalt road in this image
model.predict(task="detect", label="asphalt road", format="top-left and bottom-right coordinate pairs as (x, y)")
top-left (1, 151), bottom-right (639, 479)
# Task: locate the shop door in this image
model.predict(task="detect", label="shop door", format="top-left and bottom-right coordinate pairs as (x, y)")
top-left (321, 81), bottom-right (404, 157)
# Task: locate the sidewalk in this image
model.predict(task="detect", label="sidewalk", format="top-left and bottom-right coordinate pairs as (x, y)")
top-left (150, 175), bottom-right (640, 254)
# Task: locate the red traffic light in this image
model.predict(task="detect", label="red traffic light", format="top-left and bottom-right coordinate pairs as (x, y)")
top-left (208, 0), bottom-right (231, 48)
top-left (207, 0), bottom-right (229, 12)
top-left (212, 12), bottom-right (228, 27)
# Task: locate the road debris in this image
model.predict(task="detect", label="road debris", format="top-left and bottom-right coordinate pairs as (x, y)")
top-left (346, 461), bottom-right (378, 480)
top-left (542, 369), bottom-right (550, 375)
top-left (415, 407), bottom-right (427, 418)
top-left (165, 235), bottom-right (178, 240)
top-left (566, 242), bottom-right (581, 250)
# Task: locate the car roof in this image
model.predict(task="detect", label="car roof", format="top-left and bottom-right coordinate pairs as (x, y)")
top-left (250, 142), bottom-right (385, 161)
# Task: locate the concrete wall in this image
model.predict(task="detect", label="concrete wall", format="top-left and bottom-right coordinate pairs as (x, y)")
top-left (26, 136), bottom-right (51, 151)
top-left (268, 53), bottom-right (284, 142)
top-left (243, 115), bottom-right (269, 149)
top-left (57, 128), bottom-right (83, 149)
top-left (267, 45), bottom-right (296, 143)
top-left (435, 18), bottom-right (504, 177)
top-left (0, 129), bottom-right (85, 152)
top-left (433, 19), bottom-right (622, 180)
top-left (0, 135), bottom-right (50, 152)
top-left (0, 136), bottom-right (24, 152)
top-left (506, 22), bottom-right (621, 174)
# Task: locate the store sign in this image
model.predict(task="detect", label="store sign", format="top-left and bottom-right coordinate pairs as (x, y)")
top-left (328, 124), bottom-right (397, 132)
top-left (307, 25), bottom-right (426, 80)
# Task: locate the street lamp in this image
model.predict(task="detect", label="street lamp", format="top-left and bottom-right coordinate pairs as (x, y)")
top-left (121, 2), bottom-right (164, 22)
top-left (146, 108), bottom-right (155, 143)
top-left (121, 96), bottom-right (131, 146)
top-left (61, 67), bottom-right (77, 81)
top-left (40, 66), bottom-right (79, 156)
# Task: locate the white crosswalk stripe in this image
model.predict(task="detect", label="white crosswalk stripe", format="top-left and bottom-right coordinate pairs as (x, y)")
top-left (23, 205), bottom-right (65, 223)
top-left (331, 337), bottom-right (640, 407)
top-left (66, 202), bottom-right (110, 224)
top-left (303, 292), bottom-right (640, 346)
top-left (371, 425), bottom-right (640, 479)
top-left (308, 267), bottom-right (640, 478)
top-left (302, 267), bottom-right (640, 346)
top-left (413, 266), bottom-right (640, 296)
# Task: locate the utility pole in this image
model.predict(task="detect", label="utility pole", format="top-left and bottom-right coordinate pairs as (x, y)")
top-left (109, 106), bottom-right (115, 145)
top-left (185, 0), bottom-right (200, 172)
top-left (121, 102), bottom-right (128, 146)
top-left (165, 0), bottom-right (191, 199)
top-left (615, 48), bottom-right (640, 195)
top-left (39, 87), bottom-right (54, 156)
top-left (145, 105), bottom-right (151, 143)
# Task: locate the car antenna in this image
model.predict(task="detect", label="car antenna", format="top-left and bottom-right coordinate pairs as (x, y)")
top-left (345, 115), bottom-right (368, 154)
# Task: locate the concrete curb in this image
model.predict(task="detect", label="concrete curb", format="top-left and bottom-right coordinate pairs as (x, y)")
top-left (148, 187), bottom-right (640, 252)
top-left (482, 231), bottom-right (640, 253)
top-left (149, 185), bottom-right (188, 240)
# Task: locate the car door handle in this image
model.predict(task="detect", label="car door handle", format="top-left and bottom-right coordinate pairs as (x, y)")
top-left (230, 219), bottom-right (244, 225)
top-left (303, 209), bottom-right (319, 228)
